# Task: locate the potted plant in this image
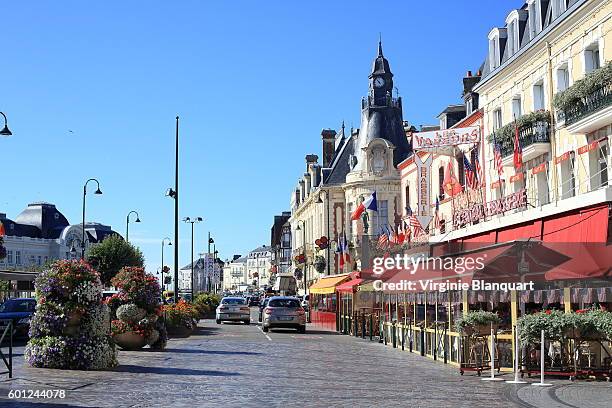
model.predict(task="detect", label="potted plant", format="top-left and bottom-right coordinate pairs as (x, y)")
top-left (25, 260), bottom-right (118, 370)
top-left (107, 267), bottom-right (166, 350)
top-left (313, 256), bottom-right (326, 273)
top-left (455, 311), bottom-right (501, 336)
top-left (164, 299), bottom-right (198, 337)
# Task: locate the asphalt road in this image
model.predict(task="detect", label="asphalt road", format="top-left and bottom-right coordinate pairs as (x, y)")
top-left (0, 308), bottom-right (609, 407)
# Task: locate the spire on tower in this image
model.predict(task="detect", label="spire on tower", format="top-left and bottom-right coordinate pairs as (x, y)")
top-left (378, 33), bottom-right (383, 57)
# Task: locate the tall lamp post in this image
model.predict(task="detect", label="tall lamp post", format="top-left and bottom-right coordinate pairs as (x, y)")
top-left (166, 116), bottom-right (180, 303)
top-left (296, 220), bottom-right (307, 296)
top-left (207, 234), bottom-right (214, 291)
top-left (317, 190), bottom-right (331, 275)
top-left (0, 112), bottom-right (13, 136)
top-left (161, 237), bottom-right (172, 293)
top-left (183, 217), bottom-right (203, 299)
top-left (125, 210), bottom-right (141, 243)
top-left (82, 179), bottom-right (102, 259)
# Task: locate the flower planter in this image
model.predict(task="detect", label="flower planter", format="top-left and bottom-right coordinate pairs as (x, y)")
top-left (166, 325), bottom-right (193, 338)
top-left (462, 324), bottom-right (499, 337)
top-left (113, 331), bottom-right (147, 350)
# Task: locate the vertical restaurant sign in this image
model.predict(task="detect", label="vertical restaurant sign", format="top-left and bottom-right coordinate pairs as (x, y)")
top-left (414, 153), bottom-right (433, 228)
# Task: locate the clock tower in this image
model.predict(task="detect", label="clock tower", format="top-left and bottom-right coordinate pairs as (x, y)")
top-left (369, 41), bottom-right (394, 106)
top-left (352, 41), bottom-right (412, 172)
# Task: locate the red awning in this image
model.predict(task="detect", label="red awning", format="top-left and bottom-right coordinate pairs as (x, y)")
top-left (544, 243), bottom-right (612, 281)
top-left (336, 278), bottom-right (364, 293)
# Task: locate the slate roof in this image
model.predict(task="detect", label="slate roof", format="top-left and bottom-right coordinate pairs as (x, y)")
top-left (323, 135), bottom-right (354, 186)
top-left (479, 0), bottom-right (587, 82)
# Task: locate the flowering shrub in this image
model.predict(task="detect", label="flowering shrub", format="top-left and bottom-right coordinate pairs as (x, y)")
top-left (193, 293), bottom-right (221, 316)
top-left (25, 260), bottom-right (117, 370)
top-left (164, 299), bottom-right (198, 330)
top-left (109, 267), bottom-right (165, 350)
top-left (116, 304), bottom-right (146, 323)
top-left (455, 311), bottom-right (501, 334)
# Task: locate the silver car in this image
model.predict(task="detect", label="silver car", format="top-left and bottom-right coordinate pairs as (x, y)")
top-left (261, 296), bottom-right (306, 333)
top-left (216, 297), bottom-right (251, 324)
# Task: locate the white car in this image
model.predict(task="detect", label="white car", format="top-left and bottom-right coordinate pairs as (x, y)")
top-left (216, 297), bottom-right (251, 325)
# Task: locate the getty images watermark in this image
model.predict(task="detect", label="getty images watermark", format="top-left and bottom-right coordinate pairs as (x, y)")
top-left (371, 253), bottom-right (535, 292)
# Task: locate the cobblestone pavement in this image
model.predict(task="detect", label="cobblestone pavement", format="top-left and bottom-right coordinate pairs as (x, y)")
top-left (0, 308), bottom-right (609, 408)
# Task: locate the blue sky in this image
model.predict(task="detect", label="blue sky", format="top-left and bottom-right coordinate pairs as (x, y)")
top-left (1, 1), bottom-right (515, 272)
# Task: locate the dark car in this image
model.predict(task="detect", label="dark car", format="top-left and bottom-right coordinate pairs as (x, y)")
top-left (248, 297), bottom-right (259, 307)
top-left (0, 298), bottom-right (36, 338)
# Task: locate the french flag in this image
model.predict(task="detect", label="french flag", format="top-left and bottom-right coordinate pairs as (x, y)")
top-left (351, 191), bottom-right (377, 220)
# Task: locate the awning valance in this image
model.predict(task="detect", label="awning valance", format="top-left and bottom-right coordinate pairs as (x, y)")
top-left (336, 278), bottom-right (364, 293)
top-left (309, 274), bottom-right (350, 294)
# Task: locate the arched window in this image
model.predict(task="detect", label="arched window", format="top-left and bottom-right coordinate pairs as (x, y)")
top-left (404, 184), bottom-right (410, 213)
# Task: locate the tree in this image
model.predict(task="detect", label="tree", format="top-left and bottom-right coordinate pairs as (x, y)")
top-left (86, 234), bottom-right (144, 285)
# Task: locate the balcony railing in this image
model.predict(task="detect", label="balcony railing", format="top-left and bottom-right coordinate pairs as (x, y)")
top-left (563, 82), bottom-right (612, 126)
top-left (498, 121), bottom-right (550, 158)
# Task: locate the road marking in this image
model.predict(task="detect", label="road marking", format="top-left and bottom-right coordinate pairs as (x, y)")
top-left (258, 326), bottom-right (272, 341)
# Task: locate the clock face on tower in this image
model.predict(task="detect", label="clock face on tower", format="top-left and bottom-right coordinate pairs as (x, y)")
top-left (374, 77), bottom-right (385, 88)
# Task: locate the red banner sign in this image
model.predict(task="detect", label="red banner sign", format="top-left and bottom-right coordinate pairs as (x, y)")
top-left (578, 141), bottom-right (599, 155)
top-left (453, 189), bottom-right (526, 228)
top-left (531, 162), bottom-right (547, 175)
top-left (555, 151), bottom-right (570, 164)
top-left (510, 172), bottom-right (524, 183)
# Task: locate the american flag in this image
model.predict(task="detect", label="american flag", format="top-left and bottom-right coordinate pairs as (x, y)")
top-left (377, 228), bottom-right (389, 249)
top-left (463, 154), bottom-right (477, 189)
top-left (408, 215), bottom-right (423, 236)
top-left (493, 143), bottom-right (504, 178)
top-left (387, 225), bottom-right (397, 247)
top-left (473, 146), bottom-right (483, 188)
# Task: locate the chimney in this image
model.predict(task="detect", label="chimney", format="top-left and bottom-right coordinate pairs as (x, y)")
top-left (321, 129), bottom-right (336, 167)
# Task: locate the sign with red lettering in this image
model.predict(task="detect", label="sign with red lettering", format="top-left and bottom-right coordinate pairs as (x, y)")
top-left (452, 189), bottom-right (526, 228)
top-left (578, 141), bottom-right (599, 155)
top-left (555, 151), bottom-right (570, 164)
top-left (531, 162), bottom-right (547, 175)
top-left (510, 172), bottom-right (524, 183)
top-left (412, 126), bottom-right (480, 155)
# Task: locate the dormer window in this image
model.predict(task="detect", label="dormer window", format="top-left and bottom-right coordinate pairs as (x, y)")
top-left (551, 0), bottom-right (567, 20)
top-left (488, 28), bottom-right (507, 71)
top-left (527, 0), bottom-right (542, 40)
top-left (505, 11), bottom-right (520, 57)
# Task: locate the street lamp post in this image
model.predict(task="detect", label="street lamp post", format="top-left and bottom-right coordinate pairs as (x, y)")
top-left (183, 217), bottom-right (203, 300)
top-left (296, 220), bottom-right (307, 296)
top-left (165, 116), bottom-right (180, 303)
top-left (125, 210), bottom-right (141, 243)
top-left (0, 112), bottom-right (13, 136)
top-left (317, 190), bottom-right (331, 275)
top-left (207, 233), bottom-right (214, 292)
top-left (161, 237), bottom-right (172, 293)
top-left (82, 179), bottom-right (102, 259)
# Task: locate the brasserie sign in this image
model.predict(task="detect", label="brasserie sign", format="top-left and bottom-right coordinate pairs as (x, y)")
top-left (453, 189), bottom-right (526, 228)
top-left (412, 126), bottom-right (480, 152)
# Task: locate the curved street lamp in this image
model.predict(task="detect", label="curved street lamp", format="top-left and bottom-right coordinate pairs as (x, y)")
top-left (82, 179), bottom-right (102, 259)
top-left (0, 112), bottom-right (12, 136)
top-left (125, 210), bottom-right (141, 242)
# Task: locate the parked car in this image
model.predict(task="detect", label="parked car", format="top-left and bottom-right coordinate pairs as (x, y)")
top-left (216, 297), bottom-right (250, 325)
top-left (261, 296), bottom-right (306, 333)
top-left (258, 297), bottom-right (270, 322)
top-left (0, 298), bottom-right (36, 338)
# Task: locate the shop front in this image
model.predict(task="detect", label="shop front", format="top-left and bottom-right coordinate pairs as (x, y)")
top-left (308, 274), bottom-right (350, 331)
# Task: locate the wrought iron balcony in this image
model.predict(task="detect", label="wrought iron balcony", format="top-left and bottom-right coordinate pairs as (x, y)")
top-left (563, 82), bottom-right (612, 126)
top-left (497, 121), bottom-right (550, 158)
